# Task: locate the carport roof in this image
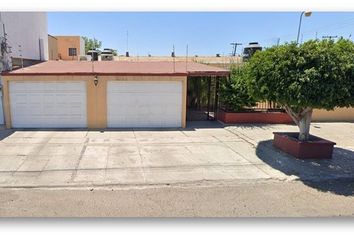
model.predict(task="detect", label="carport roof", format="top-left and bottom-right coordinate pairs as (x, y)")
top-left (3, 61), bottom-right (230, 77)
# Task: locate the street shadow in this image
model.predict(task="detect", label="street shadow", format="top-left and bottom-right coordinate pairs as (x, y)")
top-left (256, 140), bottom-right (354, 196)
top-left (0, 129), bottom-right (14, 141)
top-left (0, 121), bottom-right (225, 139)
top-left (186, 121), bottom-right (224, 129)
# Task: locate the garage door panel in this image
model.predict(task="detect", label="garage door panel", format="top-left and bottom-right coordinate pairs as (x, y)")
top-left (108, 81), bottom-right (182, 128)
top-left (109, 81), bottom-right (182, 93)
top-left (9, 81), bottom-right (87, 128)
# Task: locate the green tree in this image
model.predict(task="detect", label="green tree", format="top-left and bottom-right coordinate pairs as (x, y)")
top-left (244, 39), bottom-right (354, 141)
top-left (82, 37), bottom-right (102, 54)
top-left (220, 65), bottom-right (257, 112)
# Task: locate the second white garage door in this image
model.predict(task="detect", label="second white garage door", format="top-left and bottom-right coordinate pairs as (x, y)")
top-left (107, 81), bottom-right (182, 128)
top-left (9, 81), bottom-right (87, 128)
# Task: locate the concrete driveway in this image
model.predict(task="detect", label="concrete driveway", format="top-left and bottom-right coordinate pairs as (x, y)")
top-left (0, 122), bottom-right (353, 188)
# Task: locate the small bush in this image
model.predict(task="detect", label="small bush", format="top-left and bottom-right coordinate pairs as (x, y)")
top-left (219, 65), bottom-right (257, 112)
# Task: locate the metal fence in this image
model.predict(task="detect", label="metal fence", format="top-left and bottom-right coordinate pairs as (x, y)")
top-left (250, 101), bottom-right (285, 112)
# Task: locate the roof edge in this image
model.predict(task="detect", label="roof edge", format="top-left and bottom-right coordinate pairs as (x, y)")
top-left (1, 72), bottom-right (189, 77)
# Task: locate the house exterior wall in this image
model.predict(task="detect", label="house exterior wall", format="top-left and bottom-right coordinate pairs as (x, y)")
top-left (0, 88), bottom-right (4, 124)
top-left (56, 36), bottom-right (83, 61)
top-left (1, 75), bottom-right (187, 129)
top-left (312, 108), bottom-right (354, 122)
top-left (80, 37), bottom-right (85, 56)
top-left (48, 35), bottom-right (58, 60)
top-left (0, 12), bottom-right (48, 61)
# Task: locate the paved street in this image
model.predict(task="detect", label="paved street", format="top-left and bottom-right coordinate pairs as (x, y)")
top-left (0, 122), bottom-right (353, 190)
top-left (1, 181), bottom-right (354, 217)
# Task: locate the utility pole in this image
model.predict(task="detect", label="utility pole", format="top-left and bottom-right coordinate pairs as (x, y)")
top-left (230, 42), bottom-right (242, 56)
top-left (297, 11), bottom-right (312, 44)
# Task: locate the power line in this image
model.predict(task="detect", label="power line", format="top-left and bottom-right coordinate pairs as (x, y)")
top-left (322, 35), bottom-right (338, 40)
top-left (247, 17), bottom-right (354, 47)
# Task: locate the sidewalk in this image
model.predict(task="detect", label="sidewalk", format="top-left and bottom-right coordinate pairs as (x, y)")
top-left (0, 122), bottom-right (352, 192)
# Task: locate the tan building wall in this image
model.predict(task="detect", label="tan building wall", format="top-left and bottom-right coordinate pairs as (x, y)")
top-left (313, 107), bottom-right (354, 122)
top-left (113, 56), bottom-right (240, 70)
top-left (1, 75), bottom-right (187, 129)
top-left (55, 36), bottom-right (85, 61)
top-left (48, 35), bottom-right (58, 60)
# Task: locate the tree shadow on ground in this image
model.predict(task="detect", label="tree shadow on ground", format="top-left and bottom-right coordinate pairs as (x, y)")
top-left (223, 123), bottom-right (296, 131)
top-left (256, 140), bottom-right (354, 196)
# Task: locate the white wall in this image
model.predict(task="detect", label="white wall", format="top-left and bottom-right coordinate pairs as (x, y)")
top-left (0, 88), bottom-right (3, 125)
top-left (0, 12), bottom-right (48, 61)
top-left (80, 37), bottom-right (85, 56)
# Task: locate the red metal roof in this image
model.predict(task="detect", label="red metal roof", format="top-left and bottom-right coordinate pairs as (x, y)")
top-left (3, 61), bottom-right (230, 77)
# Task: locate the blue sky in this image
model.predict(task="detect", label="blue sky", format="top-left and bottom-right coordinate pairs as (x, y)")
top-left (48, 12), bottom-right (354, 56)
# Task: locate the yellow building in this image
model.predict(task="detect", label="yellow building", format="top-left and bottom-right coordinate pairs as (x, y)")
top-left (1, 61), bottom-right (229, 129)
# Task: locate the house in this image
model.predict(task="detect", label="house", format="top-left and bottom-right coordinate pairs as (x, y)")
top-left (0, 12), bottom-right (48, 125)
top-left (0, 12), bottom-right (48, 69)
top-left (1, 61), bottom-right (229, 129)
top-left (48, 35), bottom-right (58, 60)
top-left (55, 36), bottom-right (85, 61)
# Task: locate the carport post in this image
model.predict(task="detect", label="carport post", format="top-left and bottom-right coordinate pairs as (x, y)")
top-left (214, 76), bottom-right (220, 120)
top-left (207, 76), bottom-right (211, 120)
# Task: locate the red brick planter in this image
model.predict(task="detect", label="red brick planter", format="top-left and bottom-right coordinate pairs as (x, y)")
top-left (217, 110), bottom-right (293, 124)
top-left (273, 132), bottom-right (336, 159)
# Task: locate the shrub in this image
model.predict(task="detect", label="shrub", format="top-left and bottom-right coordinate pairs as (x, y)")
top-left (220, 65), bottom-right (257, 112)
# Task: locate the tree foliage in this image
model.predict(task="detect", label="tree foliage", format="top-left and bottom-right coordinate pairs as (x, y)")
top-left (243, 39), bottom-right (354, 140)
top-left (220, 65), bottom-right (257, 112)
top-left (82, 37), bottom-right (102, 54)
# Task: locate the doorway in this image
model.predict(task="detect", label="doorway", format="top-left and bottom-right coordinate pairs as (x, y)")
top-left (186, 76), bottom-right (220, 121)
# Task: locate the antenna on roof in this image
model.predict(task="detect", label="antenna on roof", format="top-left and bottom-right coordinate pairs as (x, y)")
top-left (126, 30), bottom-right (129, 57)
top-left (185, 44), bottom-right (188, 72)
top-left (172, 44), bottom-right (175, 72)
top-left (91, 46), bottom-right (94, 73)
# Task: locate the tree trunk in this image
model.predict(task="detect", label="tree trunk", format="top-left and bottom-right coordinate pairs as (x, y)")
top-left (298, 109), bottom-right (313, 141)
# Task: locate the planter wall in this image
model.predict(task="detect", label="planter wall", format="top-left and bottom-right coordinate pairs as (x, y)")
top-left (217, 110), bottom-right (293, 124)
top-left (273, 132), bottom-right (336, 159)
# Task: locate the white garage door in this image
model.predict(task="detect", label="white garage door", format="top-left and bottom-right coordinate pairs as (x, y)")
top-left (9, 81), bottom-right (87, 128)
top-left (107, 81), bottom-right (182, 128)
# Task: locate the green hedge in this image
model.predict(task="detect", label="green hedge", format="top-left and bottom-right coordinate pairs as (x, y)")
top-left (219, 65), bottom-right (257, 112)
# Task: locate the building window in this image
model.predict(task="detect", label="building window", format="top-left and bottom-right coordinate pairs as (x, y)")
top-left (68, 48), bottom-right (77, 56)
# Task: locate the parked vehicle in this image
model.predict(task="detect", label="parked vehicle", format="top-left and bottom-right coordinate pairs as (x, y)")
top-left (101, 48), bottom-right (114, 61)
top-left (87, 50), bottom-right (99, 61)
top-left (242, 42), bottom-right (262, 61)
